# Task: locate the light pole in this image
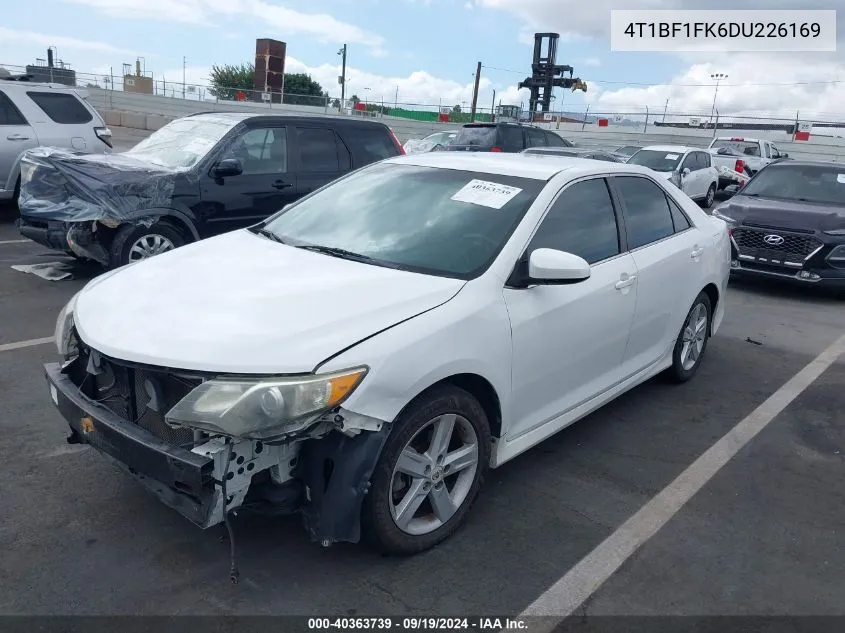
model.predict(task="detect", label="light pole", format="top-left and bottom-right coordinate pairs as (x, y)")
top-left (709, 73), bottom-right (727, 125)
top-left (337, 45), bottom-right (347, 110)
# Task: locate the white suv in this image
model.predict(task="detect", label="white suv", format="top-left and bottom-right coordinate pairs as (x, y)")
top-left (627, 145), bottom-right (720, 208)
top-left (0, 80), bottom-right (112, 203)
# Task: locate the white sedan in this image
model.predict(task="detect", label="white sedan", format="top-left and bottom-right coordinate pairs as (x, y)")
top-left (628, 145), bottom-right (720, 208)
top-left (47, 152), bottom-right (730, 558)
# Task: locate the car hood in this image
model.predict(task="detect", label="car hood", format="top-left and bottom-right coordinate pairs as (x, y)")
top-left (73, 230), bottom-right (466, 374)
top-left (717, 195), bottom-right (845, 232)
top-left (18, 147), bottom-right (179, 223)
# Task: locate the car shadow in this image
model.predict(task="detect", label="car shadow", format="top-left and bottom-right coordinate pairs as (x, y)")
top-left (729, 275), bottom-right (843, 302)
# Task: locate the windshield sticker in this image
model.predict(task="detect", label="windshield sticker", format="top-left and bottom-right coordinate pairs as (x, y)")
top-left (837, 174), bottom-right (845, 184)
top-left (665, 153), bottom-right (680, 160)
top-left (451, 179), bottom-right (523, 209)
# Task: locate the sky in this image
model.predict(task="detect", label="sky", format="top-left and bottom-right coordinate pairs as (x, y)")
top-left (1, 0), bottom-right (844, 122)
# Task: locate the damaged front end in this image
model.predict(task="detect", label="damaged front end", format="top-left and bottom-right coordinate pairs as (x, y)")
top-left (46, 328), bottom-right (391, 549)
top-left (16, 147), bottom-right (178, 264)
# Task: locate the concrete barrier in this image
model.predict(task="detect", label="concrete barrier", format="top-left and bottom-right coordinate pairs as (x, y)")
top-left (145, 114), bottom-right (171, 131)
top-left (119, 112), bottom-right (147, 129)
top-left (102, 110), bottom-right (122, 127)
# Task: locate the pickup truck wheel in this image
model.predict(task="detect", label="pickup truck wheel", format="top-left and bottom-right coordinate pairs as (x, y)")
top-left (361, 385), bottom-right (490, 555)
top-left (701, 184), bottom-right (716, 209)
top-left (109, 222), bottom-right (186, 268)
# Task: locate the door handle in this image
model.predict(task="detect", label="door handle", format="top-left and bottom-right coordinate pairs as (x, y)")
top-left (615, 274), bottom-right (637, 290)
top-left (690, 246), bottom-right (704, 258)
top-left (6, 134), bottom-right (30, 141)
top-left (272, 180), bottom-right (292, 190)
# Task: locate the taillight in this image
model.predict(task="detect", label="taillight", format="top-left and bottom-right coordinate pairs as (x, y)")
top-left (388, 128), bottom-right (405, 155)
top-left (490, 147), bottom-right (503, 152)
top-left (734, 159), bottom-right (744, 173)
top-left (95, 126), bottom-right (113, 148)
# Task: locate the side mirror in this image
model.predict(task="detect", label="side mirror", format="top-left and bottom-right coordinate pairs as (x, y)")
top-left (212, 158), bottom-right (243, 178)
top-left (682, 167), bottom-right (691, 177)
top-left (527, 248), bottom-right (591, 284)
top-left (781, 152), bottom-right (788, 158)
top-left (723, 184), bottom-right (740, 195)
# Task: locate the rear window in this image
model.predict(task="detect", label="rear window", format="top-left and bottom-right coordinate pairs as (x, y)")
top-left (26, 91), bottom-right (93, 124)
top-left (340, 126), bottom-right (399, 164)
top-left (711, 139), bottom-right (761, 157)
top-left (454, 126), bottom-right (497, 147)
top-left (628, 149), bottom-right (683, 172)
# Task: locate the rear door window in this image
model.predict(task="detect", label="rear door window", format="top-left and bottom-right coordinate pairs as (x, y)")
top-left (0, 90), bottom-right (28, 125)
top-left (295, 127), bottom-right (345, 172)
top-left (26, 91), bottom-right (93, 124)
top-left (526, 127), bottom-right (547, 148)
top-left (545, 132), bottom-right (570, 147)
top-left (339, 126), bottom-right (397, 165)
top-left (498, 126), bottom-right (524, 151)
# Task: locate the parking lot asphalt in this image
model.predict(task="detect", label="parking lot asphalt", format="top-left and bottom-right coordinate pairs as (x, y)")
top-left (0, 215), bottom-right (843, 617)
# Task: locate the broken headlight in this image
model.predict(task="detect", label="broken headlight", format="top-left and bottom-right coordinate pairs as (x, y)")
top-left (164, 367), bottom-right (368, 440)
top-left (55, 291), bottom-right (80, 358)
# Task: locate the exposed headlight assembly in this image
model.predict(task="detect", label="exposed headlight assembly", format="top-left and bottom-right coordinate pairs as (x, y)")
top-left (165, 367), bottom-right (368, 440)
top-left (55, 292), bottom-right (80, 358)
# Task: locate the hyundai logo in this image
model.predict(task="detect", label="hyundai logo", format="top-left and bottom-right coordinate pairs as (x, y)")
top-left (763, 234), bottom-right (785, 246)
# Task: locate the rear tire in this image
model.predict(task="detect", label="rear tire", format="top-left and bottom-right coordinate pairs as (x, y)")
top-left (108, 220), bottom-right (186, 268)
top-left (701, 184), bottom-right (716, 209)
top-left (361, 385), bottom-right (490, 555)
top-left (665, 292), bottom-right (712, 383)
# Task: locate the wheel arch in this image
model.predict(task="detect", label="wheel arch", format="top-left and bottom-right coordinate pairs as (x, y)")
top-left (392, 373), bottom-right (503, 441)
top-left (701, 282), bottom-right (719, 334)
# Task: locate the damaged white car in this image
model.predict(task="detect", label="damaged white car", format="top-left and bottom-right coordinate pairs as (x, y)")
top-left (47, 152), bottom-right (729, 565)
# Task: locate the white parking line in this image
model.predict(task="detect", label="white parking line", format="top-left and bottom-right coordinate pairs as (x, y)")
top-left (520, 332), bottom-right (845, 625)
top-left (0, 239), bottom-right (31, 245)
top-left (0, 336), bottom-right (54, 352)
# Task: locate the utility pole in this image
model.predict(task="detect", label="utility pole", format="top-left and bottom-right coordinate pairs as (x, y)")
top-left (490, 89), bottom-right (496, 121)
top-left (709, 73), bottom-right (727, 125)
top-left (662, 98), bottom-right (669, 122)
top-left (470, 61), bottom-right (481, 122)
top-left (338, 45), bottom-right (347, 110)
top-left (394, 85), bottom-right (399, 109)
top-left (182, 56), bottom-right (186, 100)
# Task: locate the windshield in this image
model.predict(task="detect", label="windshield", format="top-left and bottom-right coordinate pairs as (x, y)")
top-left (741, 164), bottom-right (845, 205)
top-left (616, 146), bottom-right (641, 156)
top-left (125, 116), bottom-right (236, 170)
top-left (627, 149), bottom-right (682, 172)
top-left (261, 162), bottom-right (545, 279)
top-left (426, 132), bottom-right (457, 145)
top-left (453, 126), bottom-right (497, 147)
top-left (710, 140), bottom-right (761, 157)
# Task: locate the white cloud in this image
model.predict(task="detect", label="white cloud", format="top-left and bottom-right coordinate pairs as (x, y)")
top-left (588, 55), bottom-right (845, 121)
top-left (582, 57), bottom-right (601, 67)
top-left (0, 26), bottom-right (142, 56)
top-left (59, 0), bottom-right (386, 52)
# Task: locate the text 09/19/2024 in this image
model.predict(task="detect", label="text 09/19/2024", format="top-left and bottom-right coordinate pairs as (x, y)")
top-left (610, 9), bottom-right (837, 52)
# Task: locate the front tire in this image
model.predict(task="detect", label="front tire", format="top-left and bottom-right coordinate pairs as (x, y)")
top-left (666, 292), bottom-right (712, 383)
top-left (361, 385), bottom-right (491, 555)
top-left (108, 221), bottom-right (186, 268)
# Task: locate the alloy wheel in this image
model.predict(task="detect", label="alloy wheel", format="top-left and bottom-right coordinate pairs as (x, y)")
top-left (680, 302), bottom-right (708, 371)
top-left (128, 234), bottom-right (176, 261)
top-left (389, 413), bottom-right (479, 536)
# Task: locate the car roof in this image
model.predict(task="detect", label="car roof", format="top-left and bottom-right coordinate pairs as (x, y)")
top-left (183, 111), bottom-right (387, 127)
top-left (639, 145), bottom-right (700, 153)
top-left (383, 151), bottom-right (655, 180)
top-left (764, 159), bottom-right (842, 169)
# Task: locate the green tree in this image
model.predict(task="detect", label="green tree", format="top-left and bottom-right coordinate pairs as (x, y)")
top-left (452, 104), bottom-right (462, 114)
top-left (209, 63), bottom-right (255, 100)
top-left (332, 98), bottom-right (341, 109)
top-left (282, 73), bottom-right (328, 105)
top-left (350, 94), bottom-right (361, 105)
